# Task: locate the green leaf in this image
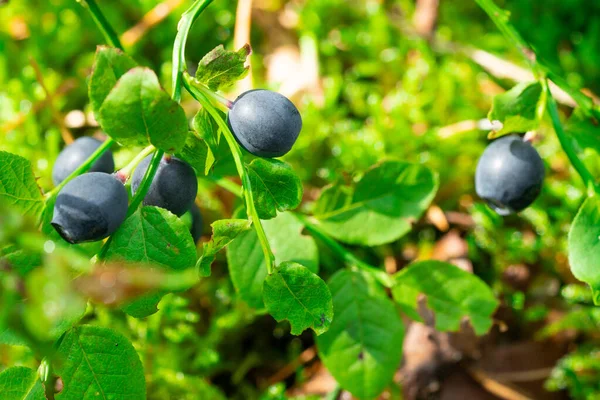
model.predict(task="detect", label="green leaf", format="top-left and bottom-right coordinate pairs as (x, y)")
top-left (227, 212), bottom-right (319, 308)
top-left (197, 219), bottom-right (251, 277)
top-left (98, 67), bottom-right (188, 153)
top-left (105, 206), bottom-right (197, 317)
top-left (195, 44), bottom-right (251, 91)
top-left (263, 262), bottom-right (333, 335)
top-left (316, 270), bottom-right (404, 399)
top-left (88, 45), bottom-right (137, 115)
top-left (568, 196), bottom-right (600, 304)
top-left (488, 81), bottom-right (543, 138)
top-left (314, 160), bottom-right (438, 246)
top-left (248, 159), bottom-right (303, 219)
top-left (175, 133), bottom-right (212, 176)
top-left (0, 366), bottom-right (45, 400)
top-left (392, 260), bottom-right (498, 335)
top-left (55, 325), bottom-right (146, 400)
top-left (0, 151), bottom-right (44, 219)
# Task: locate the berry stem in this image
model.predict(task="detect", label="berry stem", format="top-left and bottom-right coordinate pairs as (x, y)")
top-left (117, 145), bottom-right (156, 180)
top-left (79, 0), bottom-right (124, 50)
top-left (45, 138), bottom-right (115, 199)
top-left (183, 75), bottom-right (276, 274)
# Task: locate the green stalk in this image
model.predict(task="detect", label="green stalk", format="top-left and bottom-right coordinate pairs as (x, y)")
top-left (117, 145), bottom-right (156, 180)
top-left (172, 0), bottom-right (215, 103)
top-left (80, 0), bottom-right (124, 50)
top-left (547, 90), bottom-right (598, 193)
top-left (45, 138), bottom-right (114, 198)
top-left (183, 74), bottom-right (275, 274)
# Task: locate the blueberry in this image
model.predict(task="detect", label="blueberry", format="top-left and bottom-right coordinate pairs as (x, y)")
top-left (475, 134), bottom-right (545, 215)
top-left (227, 89), bottom-right (302, 158)
top-left (51, 172), bottom-right (128, 243)
top-left (52, 137), bottom-right (115, 186)
top-left (131, 155), bottom-right (198, 217)
top-left (189, 203), bottom-right (203, 243)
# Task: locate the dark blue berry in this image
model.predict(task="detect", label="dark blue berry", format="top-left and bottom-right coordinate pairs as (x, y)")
top-left (51, 172), bottom-right (128, 243)
top-left (52, 137), bottom-right (115, 185)
top-left (475, 134), bottom-right (544, 215)
top-left (228, 89), bottom-right (302, 158)
top-left (131, 155), bottom-right (197, 217)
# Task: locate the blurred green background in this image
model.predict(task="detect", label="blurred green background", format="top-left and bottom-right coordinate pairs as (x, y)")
top-left (2, 0), bottom-right (600, 398)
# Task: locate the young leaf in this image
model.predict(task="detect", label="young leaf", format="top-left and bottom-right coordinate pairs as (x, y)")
top-left (0, 366), bottom-right (45, 400)
top-left (197, 219), bottom-right (251, 277)
top-left (105, 206), bottom-right (197, 317)
top-left (55, 325), bottom-right (146, 399)
top-left (392, 260), bottom-right (498, 335)
top-left (175, 133), bottom-right (212, 176)
top-left (569, 196), bottom-right (600, 304)
top-left (89, 46), bottom-right (137, 114)
top-left (98, 67), bottom-right (188, 153)
top-left (263, 262), bottom-right (333, 335)
top-left (488, 81), bottom-right (543, 138)
top-left (195, 44), bottom-right (251, 91)
top-left (314, 160), bottom-right (438, 246)
top-left (316, 270), bottom-right (404, 399)
top-left (0, 151), bottom-right (44, 219)
top-left (248, 158), bottom-right (303, 219)
top-left (227, 212), bottom-right (319, 308)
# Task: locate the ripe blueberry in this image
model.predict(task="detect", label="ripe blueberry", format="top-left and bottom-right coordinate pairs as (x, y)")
top-left (475, 134), bottom-right (545, 215)
top-left (52, 137), bottom-right (115, 185)
top-left (227, 89), bottom-right (302, 158)
top-left (51, 172), bottom-right (128, 243)
top-left (189, 203), bottom-right (203, 243)
top-left (131, 155), bottom-right (198, 217)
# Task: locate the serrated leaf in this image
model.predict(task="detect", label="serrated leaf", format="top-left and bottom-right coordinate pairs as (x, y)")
top-left (89, 46), bottom-right (137, 115)
top-left (0, 366), bottom-right (45, 400)
top-left (98, 67), bottom-right (187, 153)
top-left (197, 219), bottom-right (251, 277)
top-left (392, 260), bottom-right (498, 335)
top-left (0, 151), bottom-right (44, 219)
top-left (248, 159), bottom-right (303, 219)
top-left (175, 132), bottom-right (212, 176)
top-left (55, 325), bottom-right (145, 400)
top-left (195, 44), bottom-right (251, 91)
top-left (488, 81), bottom-right (543, 138)
top-left (263, 262), bottom-right (333, 335)
top-left (105, 206), bottom-right (197, 317)
top-left (316, 270), bottom-right (404, 399)
top-left (227, 212), bottom-right (319, 308)
top-left (314, 160), bottom-right (438, 246)
top-left (568, 196), bottom-right (600, 304)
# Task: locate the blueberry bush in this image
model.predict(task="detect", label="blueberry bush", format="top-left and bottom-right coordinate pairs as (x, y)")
top-left (2, 0), bottom-right (600, 399)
